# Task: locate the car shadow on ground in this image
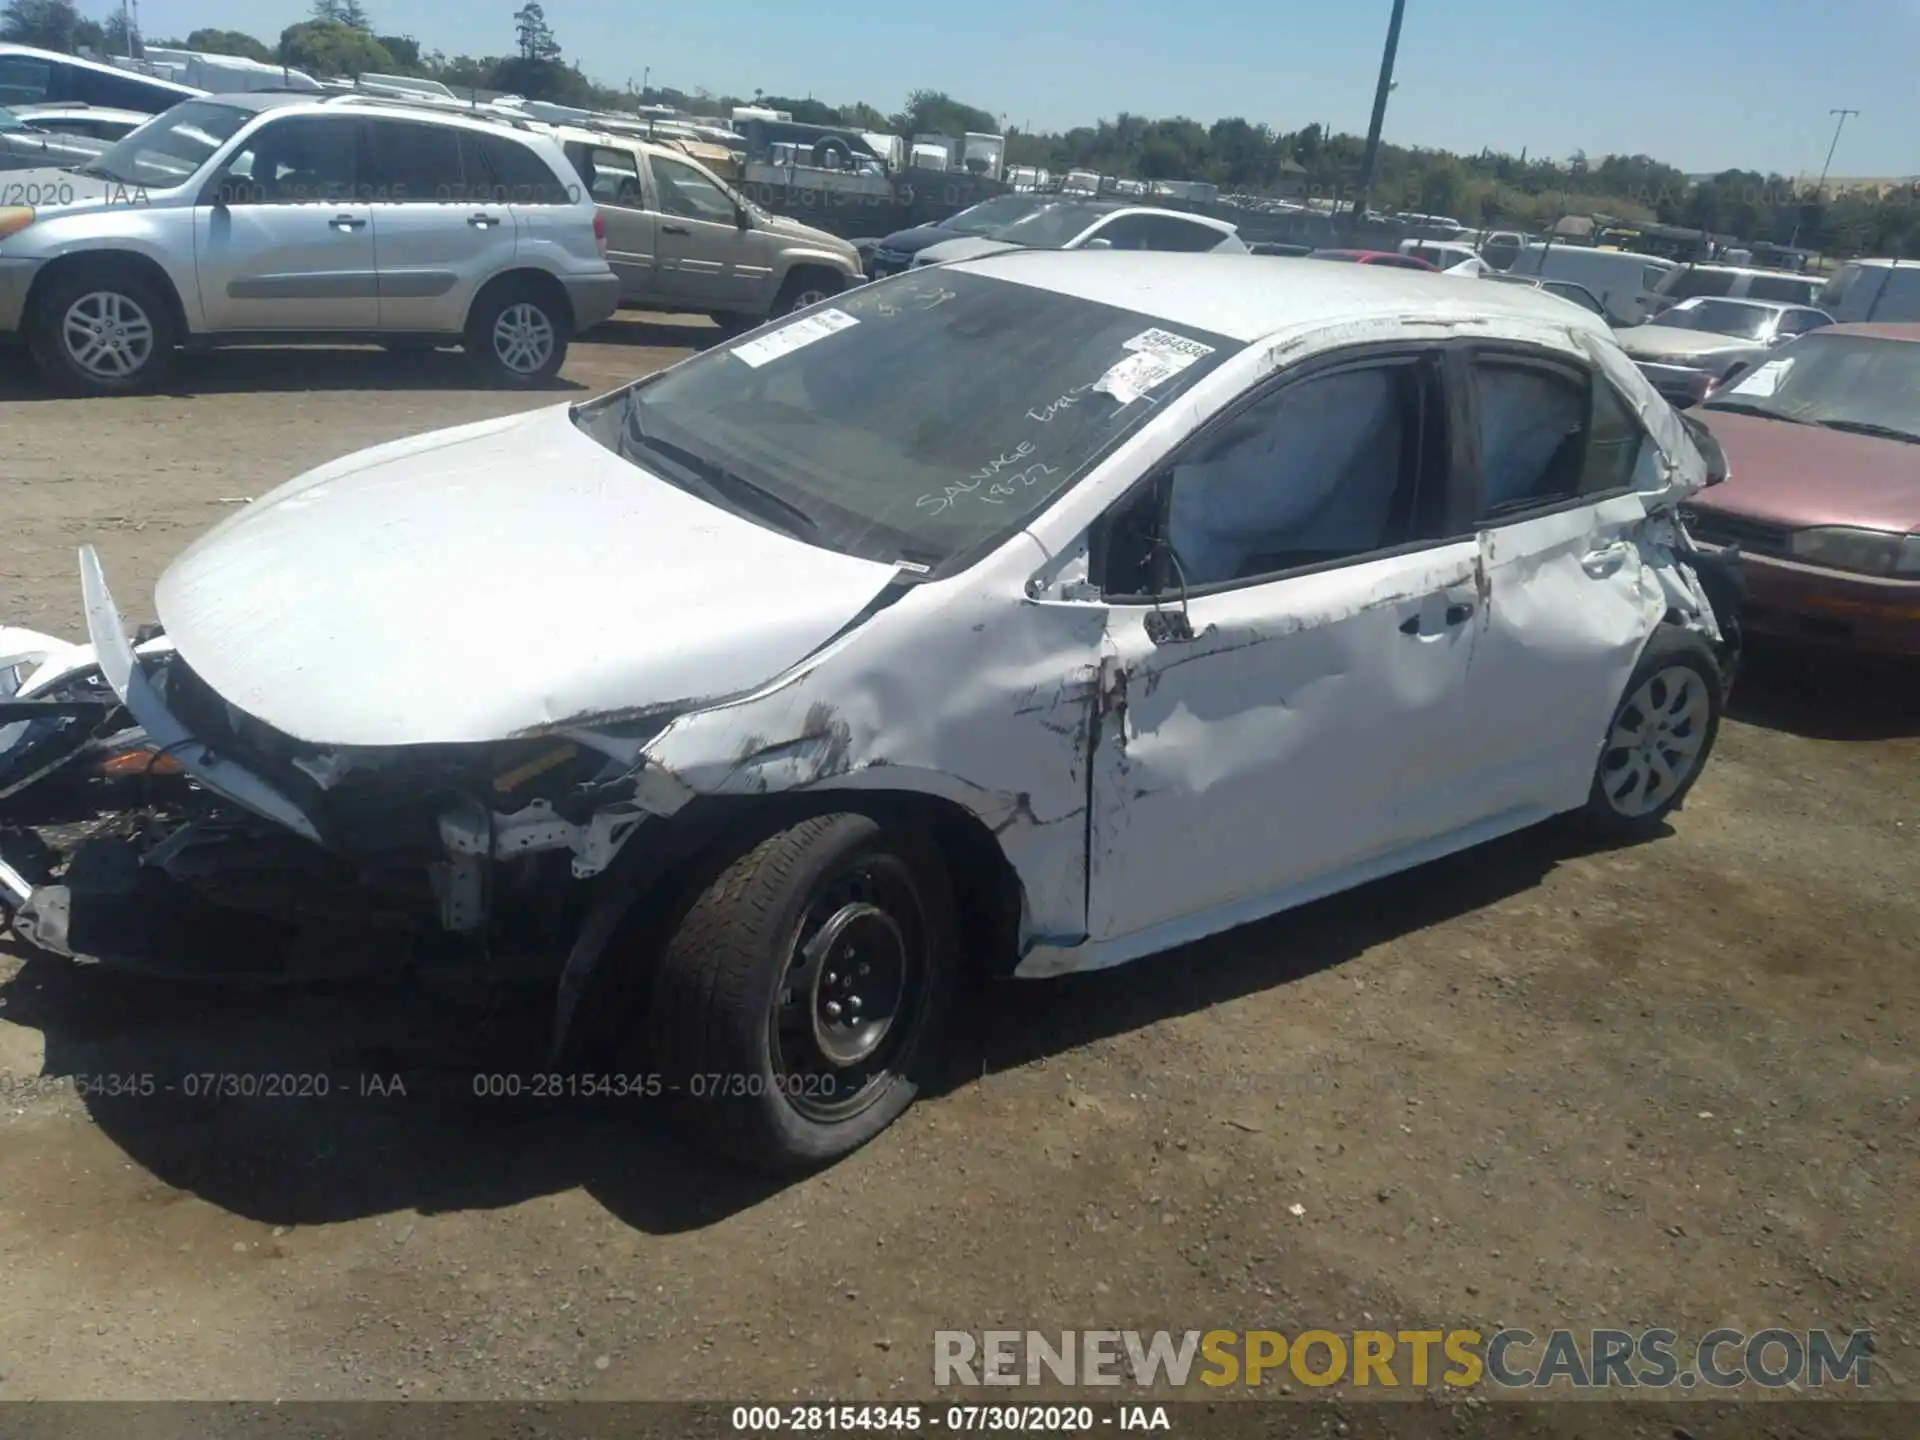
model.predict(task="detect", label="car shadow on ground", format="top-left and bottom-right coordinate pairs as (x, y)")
top-left (1729, 642), bottom-right (1920, 741)
top-left (593, 312), bottom-right (725, 351)
top-left (0, 346), bottom-right (595, 399)
top-left (0, 816), bottom-right (1609, 1236)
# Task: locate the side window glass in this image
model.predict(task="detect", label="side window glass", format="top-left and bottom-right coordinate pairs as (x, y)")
top-left (0, 55), bottom-right (53, 105)
top-left (651, 154), bottom-right (736, 223)
top-left (365, 120), bottom-right (461, 201)
top-left (1583, 378), bottom-right (1649, 494)
top-left (468, 133), bottom-right (571, 204)
top-left (218, 117), bottom-right (359, 204)
top-left (1084, 216), bottom-right (1150, 249)
top-left (1165, 365), bottom-right (1423, 587)
top-left (588, 146), bottom-right (643, 207)
top-left (1151, 219), bottom-right (1229, 252)
top-left (1473, 360), bottom-right (1588, 514)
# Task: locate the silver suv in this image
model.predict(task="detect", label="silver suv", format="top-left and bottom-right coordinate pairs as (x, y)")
top-left (0, 93), bottom-right (620, 393)
top-left (547, 124), bottom-right (861, 331)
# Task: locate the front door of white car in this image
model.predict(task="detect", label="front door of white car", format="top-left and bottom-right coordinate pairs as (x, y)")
top-left (1083, 349), bottom-right (1490, 953)
top-left (193, 115), bottom-right (377, 331)
top-left (1447, 347), bottom-right (1667, 819)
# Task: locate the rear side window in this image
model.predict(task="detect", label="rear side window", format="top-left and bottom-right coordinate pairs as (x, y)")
top-left (0, 53), bottom-right (52, 105)
top-left (1747, 274), bottom-right (1815, 303)
top-left (70, 67), bottom-right (181, 111)
top-left (363, 118), bottom-right (464, 201)
top-left (1474, 360), bottom-right (1589, 513)
top-left (466, 132), bottom-right (573, 204)
top-left (565, 141), bottom-right (643, 207)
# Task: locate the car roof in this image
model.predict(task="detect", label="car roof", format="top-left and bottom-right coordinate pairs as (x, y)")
top-left (1822, 322), bottom-right (1920, 342)
top-left (0, 40), bottom-right (201, 94)
top-left (1667, 295), bottom-right (1803, 313)
top-left (193, 90), bottom-right (560, 140)
top-left (951, 249), bottom-right (1608, 344)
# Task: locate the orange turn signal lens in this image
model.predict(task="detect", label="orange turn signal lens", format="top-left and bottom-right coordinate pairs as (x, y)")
top-left (96, 747), bottom-right (185, 778)
top-left (0, 206), bottom-right (35, 241)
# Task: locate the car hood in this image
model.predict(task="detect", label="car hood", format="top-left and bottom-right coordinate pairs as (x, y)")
top-left (914, 235), bottom-right (1021, 265)
top-left (1615, 326), bottom-right (1761, 362)
top-left (753, 210), bottom-right (859, 262)
top-left (153, 405), bottom-right (902, 748)
top-left (1687, 408), bottom-right (1920, 533)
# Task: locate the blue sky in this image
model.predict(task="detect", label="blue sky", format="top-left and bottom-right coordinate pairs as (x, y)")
top-left (125, 0), bottom-right (1917, 176)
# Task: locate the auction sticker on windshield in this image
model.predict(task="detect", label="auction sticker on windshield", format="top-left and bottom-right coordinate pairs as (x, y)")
top-left (731, 308), bottom-right (860, 369)
top-left (1093, 350), bottom-right (1189, 405)
top-left (1124, 328), bottom-right (1216, 363)
top-left (1728, 358), bottom-right (1792, 397)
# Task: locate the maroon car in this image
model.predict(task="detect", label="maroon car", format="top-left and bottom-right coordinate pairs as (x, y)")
top-left (1306, 248), bottom-right (1440, 272)
top-left (1681, 323), bottom-right (1920, 655)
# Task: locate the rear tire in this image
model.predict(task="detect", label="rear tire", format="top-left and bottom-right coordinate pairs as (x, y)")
top-left (1580, 626), bottom-right (1724, 839)
top-left (465, 280), bottom-right (568, 387)
top-left (28, 268), bottom-right (178, 395)
top-left (642, 812), bottom-right (958, 1171)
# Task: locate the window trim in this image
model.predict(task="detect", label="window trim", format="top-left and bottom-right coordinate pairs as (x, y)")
top-left (195, 113), bottom-right (366, 209)
top-left (1093, 342), bottom-right (1463, 604)
top-left (1457, 340), bottom-right (1649, 527)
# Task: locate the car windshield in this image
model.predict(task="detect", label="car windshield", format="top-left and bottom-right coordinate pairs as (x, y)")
top-left (80, 100), bottom-right (252, 187)
top-left (972, 202), bottom-right (1115, 248)
top-left (1704, 333), bottom-right (1920, 443)
top-left (573, 267), bottom-right (1242, 570)
top-left (1659, 299), bottom-right (1774, 340)
top-left (944, 195), bottom-right (1046, 235)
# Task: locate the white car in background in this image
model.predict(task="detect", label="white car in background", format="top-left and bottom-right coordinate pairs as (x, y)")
top-left (2, 253), bottom-right (1738, 1171)
top-left (911, 200), bottom-right (1245, 266)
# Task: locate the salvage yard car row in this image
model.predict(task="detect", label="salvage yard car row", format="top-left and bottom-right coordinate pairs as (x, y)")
top-left (0, 89), bottom-right (866, 392)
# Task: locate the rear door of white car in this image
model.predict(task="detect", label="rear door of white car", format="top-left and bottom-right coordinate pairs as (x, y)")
top-left (1446, 343), bottom-right (1666, 820)
top-left (1083, 344), bottom-right (1489, 951)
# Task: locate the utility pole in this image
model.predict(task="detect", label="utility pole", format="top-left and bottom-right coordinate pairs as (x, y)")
top-left (120, 0), bottom-right (134, 58)
top-left (1351, 0), bottom-right (1407, 223)
top-left (1789, 107), bottom-right (1858, 249)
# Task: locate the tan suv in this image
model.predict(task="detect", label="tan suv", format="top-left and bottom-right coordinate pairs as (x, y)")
top-left (545, 124), bottom-right (862, 331)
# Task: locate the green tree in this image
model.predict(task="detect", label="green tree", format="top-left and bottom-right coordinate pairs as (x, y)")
top-left (491, 54), bottom-right (581, 102)
top-left (1, 0), bottom-right (78, 50)
top-left (754, 95), bottom-right (842, 126)
top-left (893, 89), bottom-right (998, 137)
top-left (310, 0), bottom-right (371, 30)
top-left (512, 1), bottom-right (560, 61)
top-left (278, 19), bottom-right (394, 76)
top-left (374, 32), bottom-right (419, 67)
top-left (186, 26), bottom-right (274, 61)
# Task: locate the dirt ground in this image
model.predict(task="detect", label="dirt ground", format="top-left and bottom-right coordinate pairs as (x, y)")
top-left (0, 319), bottom-right (1915, 1414)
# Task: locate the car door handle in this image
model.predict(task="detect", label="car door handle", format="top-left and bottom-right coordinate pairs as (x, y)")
top-left (1582, 541), bottom-right (1631, 577)
top-left (329, 214), bottom-right (366, 231)
top-left (660, 223), bottom-right (690, 235)
top-left (468, 213), bottom-right (501, 228)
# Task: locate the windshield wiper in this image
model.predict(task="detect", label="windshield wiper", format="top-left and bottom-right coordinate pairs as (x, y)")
top-left (1810, 418), bottom-right (1920, 445)
top-left (70, 162), bottom-right (124, 182)
top-left (620, 400), bottom-right (820, 538)
top-left (1702, 400), bottom-right (1808, 424)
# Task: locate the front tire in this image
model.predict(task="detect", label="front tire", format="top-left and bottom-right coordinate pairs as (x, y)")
top-left (643, 812), bottom-right (958, 1171)
top-left (1581, 627), bottom-right (1724, 838)
top-left (28, 269), bottom-right (178, 395)
top-left (769, 269), bottom-right (845, 319)
top-left (465, 281), bottom-right (568, 387)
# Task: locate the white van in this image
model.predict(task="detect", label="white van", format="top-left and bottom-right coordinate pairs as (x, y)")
top-left (0, 41), bottom-right (201, 114)
top-left (1648, 263), bottom-right (1825, 314)
top-left (1505, 243), bottom-right (1676, 325)
top-left (1817, 259), bottom-right (1920, 323)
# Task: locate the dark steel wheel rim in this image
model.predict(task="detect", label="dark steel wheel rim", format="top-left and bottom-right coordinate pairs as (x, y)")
top-left (770, 849), bottom-right (928, 1124)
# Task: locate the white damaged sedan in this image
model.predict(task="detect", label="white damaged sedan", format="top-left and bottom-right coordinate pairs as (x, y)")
top-left (2, 252), bottom-right (1742, 1169)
